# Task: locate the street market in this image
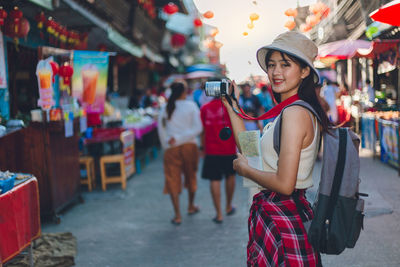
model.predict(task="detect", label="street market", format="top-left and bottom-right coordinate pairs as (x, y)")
top-left (1, 0), bottom-right (400, 266)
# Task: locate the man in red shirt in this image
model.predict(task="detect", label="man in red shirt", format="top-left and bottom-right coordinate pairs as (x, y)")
top-left (200, 97), bottom-right (237, 223)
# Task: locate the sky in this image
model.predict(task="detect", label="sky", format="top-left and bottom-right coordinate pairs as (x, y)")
top-left (193, 0), bottom-right (317, 83)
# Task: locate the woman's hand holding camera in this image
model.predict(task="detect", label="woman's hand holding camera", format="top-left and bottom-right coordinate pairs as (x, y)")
top-left (233, 153), bottom-right (249, 177)
top-left (221, 80), bottom-right (240, 113)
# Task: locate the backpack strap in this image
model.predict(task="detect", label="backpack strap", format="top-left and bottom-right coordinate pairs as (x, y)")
top-left (273, 100), bottom-right (322, 155)
top-left (326, 128), bottom-right (348, 223)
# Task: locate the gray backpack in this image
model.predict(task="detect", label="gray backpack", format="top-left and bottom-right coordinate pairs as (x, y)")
top-left (273, 100), bottom-right (367, 255)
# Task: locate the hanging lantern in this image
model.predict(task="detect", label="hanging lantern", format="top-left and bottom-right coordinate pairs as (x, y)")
top-left (0, 7), bottom-right (7, 27)
top-left (249, 13), bottom-right (259, 21)
top-left (300, 23), bottom-right (312, 32)
top-left (210, 28), bottom-right (219, 37)
top-left (9, 7), bottom-right (22, 35)
top-left (17, 17), bottom-right (30, 38)
top-left (49, 61), bottom-right (59, 83)
top-left (284, 8), bottom-right (298, 17)
top-left (170, 33), bottom-right (186, 48)
top-left (284, 20), bottom-right (296, 30)
top-left (306, 15), bottom-right (320, 27)
top-left (163, 3), bottom-right (178, 15)
top-left (243, 32), bottom-right (248, 36)
top-left (203, 11), bottom-right (214, 19)
top-left (247, 22), bottom-right (254, 29)
top-left (35, 12), bottom-right (46, 29)
top-left (59, 27), bottom-right (68, 45)
top-left (59, 63), bottom-right (74, 86)
top-left (46, 17), bottom-right (55, 35)
top-left (193, 18), bottom-right (202, 27)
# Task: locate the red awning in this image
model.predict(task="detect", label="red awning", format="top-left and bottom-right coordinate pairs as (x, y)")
top-left (370, 0), bottom-right (400, 26)
top-left (354, 40), bottom-right (400, 58)
top-left (317, 39), bottom-right (371, 60)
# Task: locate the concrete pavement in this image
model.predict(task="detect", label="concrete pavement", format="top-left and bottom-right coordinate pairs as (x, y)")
top-left (42, 149), bottom-right (400, 267)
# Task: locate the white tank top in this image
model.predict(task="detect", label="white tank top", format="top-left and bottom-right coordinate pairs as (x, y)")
top-left (260, 110), bottom-right (320, 189)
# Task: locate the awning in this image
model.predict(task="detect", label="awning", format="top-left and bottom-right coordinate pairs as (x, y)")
top-left (318, 39), bottom-right (372, 60)
top-left (370, 0), bottom-right (400, 26)
top-left (63, 0), bottom-right (143, 58)
top-left (354, 40), bottom-right (400, 58)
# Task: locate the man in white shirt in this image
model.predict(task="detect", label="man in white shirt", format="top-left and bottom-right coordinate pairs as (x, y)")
top-left (320, 80), bottom-right (339, 123)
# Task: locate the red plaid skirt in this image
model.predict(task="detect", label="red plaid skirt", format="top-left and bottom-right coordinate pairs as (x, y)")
top-left (247, 190), bottom-right (320, 267)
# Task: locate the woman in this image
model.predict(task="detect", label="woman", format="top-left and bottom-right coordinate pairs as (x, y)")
top-left (223, 32), bottom-right (330, 266)
top-left (157, 81), bottom-right (203, 225)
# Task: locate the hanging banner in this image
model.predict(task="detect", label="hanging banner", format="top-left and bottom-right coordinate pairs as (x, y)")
top-left (72, 51), bottom-right (109, 113)
top-left (0, 32), bottom-right (7, 89)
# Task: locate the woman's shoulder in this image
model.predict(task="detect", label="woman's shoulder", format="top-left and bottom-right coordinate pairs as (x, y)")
top-left (180, 99), bottom-right (199, 109)
top-left (282, 105), bottom-right (314, 129)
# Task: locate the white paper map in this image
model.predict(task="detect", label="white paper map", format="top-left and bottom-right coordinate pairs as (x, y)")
top-left (238, 130), bottom-right (263, 187)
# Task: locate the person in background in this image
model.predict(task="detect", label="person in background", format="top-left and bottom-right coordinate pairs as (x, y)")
top-left (157, 81), bottom-right (203, 225)
top-left (363, 79), bottom-right (375, 104)
top-left (239, 83), bottom-right (263, 131)
top-left (256, 83), bottom-right (276, 126)
top-left (200, 97), bottom-right (237, 224)
top-left (223, 31), bottom-right (328, 266)
top-left (320, 79), bottom-right (339, 124)
top-left (140, 88), bottom-right (156, 108)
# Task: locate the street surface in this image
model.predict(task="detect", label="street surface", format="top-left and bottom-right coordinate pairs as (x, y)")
top-left (43, 149), bottom-right (400, 267)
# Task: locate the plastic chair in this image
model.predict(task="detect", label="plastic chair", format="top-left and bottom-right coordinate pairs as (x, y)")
top-left (99, 130), bottom-right (135, 191)
top-left (79, 156), bottom-right (96, 192)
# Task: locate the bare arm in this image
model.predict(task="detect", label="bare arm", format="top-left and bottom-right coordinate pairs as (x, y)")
top-left (222, 81), bottom-right (246, 152)
top-left (233, 106), bottom-right (314, 195)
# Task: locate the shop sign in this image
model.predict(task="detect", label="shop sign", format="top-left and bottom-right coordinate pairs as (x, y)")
top-left (0, 32), bottom-right (7, 88)
top-left (71, 51), bottom-right (109, 114)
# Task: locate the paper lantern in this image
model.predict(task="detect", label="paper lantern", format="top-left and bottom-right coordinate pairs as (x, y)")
top-left (243, 32), bottom-right (248, 36)
top-left (0, 7), bottom-right (7, 27)
top-left (203, 11), bottom-right (214, 19)
top-left (306, 15), bottom-right (320, 27)
top-left (284, 20), bottom-right (296, 30)
top-left (249, 13), bottom-right (259, 21)
top-left (247, 22), bottom-right (254, 29)
top-left (17, 17), bottom-right (30, 38)
top-left (284, 8), bottom-right (298, 17)
top-left (171, 33), bottom-right (186, 48)
top-left (300, 23), bottom-right (312, 32)
top-left (59, 63), bottom-right (73, 85)
top-left (10, 7), bottom-right (22, 34)
top-left (163, 3), bottom-right (178, 15)
top-left (46, 17), bottom-right (56, 35)
top-left (35, 12), bottom-right (46, 29)
top-left (210, 28), bottom-right (219, 37)
top-left (193, 18), bottom-right (202, 27)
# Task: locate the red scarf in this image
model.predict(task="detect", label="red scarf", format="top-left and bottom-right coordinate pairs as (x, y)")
top-left (236, 94), bottom-right (300, 120)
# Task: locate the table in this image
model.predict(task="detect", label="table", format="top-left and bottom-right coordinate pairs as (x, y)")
top-left (0, 177), bottom-right (41, 265)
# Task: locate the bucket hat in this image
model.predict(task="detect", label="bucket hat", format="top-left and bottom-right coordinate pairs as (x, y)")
top-left (256, 31), bottom-right (320, 83)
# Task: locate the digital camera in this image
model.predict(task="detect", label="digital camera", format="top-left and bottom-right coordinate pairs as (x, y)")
top-left (204, 79), bottom-right (233, 97)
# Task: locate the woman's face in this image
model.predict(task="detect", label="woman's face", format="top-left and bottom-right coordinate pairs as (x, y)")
top-left (266, 51), bottom-right (310, 99)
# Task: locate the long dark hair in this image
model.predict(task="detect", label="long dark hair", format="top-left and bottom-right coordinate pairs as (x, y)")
top-left (166, 82), bottom-right (185, 120)
top-left (265, 50), bottom-right (331, 132)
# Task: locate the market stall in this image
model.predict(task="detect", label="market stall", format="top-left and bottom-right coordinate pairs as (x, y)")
top-left (361, 111), bottom-right (400, 175)
top-left (0, 174), bottom-right (41, 265)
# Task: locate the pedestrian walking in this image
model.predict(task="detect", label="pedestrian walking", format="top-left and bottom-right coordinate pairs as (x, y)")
top-left (157, 81), bottom-right (203, 225)
top-left (200, 97), bottom-right (237, 224)
top-left (223, 31), bottom-right (330, 266)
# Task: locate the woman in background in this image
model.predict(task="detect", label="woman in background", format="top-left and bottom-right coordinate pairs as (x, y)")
top-left (157, 81), bottom-right (203, 225)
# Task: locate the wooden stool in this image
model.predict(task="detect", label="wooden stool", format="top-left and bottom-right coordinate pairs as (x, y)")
top-left (79, 156), bottom-right (95, 192)
top-left (99, 130), bottom-right (135, 191)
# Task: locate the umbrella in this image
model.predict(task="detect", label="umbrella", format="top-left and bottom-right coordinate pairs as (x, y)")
top-left (185, 71), bottom-right (216, 79)
top-left (317, 39), bottom-right (371, 60)
top-left (370, 0), bottom-right (400, 26)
